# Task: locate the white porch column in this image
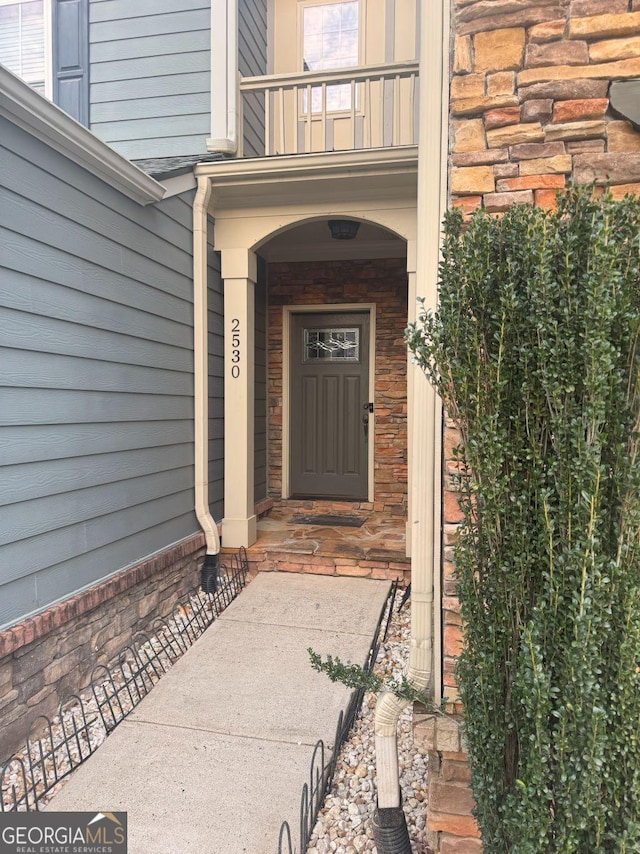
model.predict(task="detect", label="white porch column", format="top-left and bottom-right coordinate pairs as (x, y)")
top-left (409, 0), bottom-right (448, 704)
top-left (221, 248), bottom-right (257, 548)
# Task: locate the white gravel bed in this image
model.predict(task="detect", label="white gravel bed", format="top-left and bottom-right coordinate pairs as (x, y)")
top-left (307, 600), bottom-right (429, 854)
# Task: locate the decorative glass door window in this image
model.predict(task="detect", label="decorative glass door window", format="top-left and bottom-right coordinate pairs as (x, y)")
top-left (0, 0), bottom-right (48, 95)
top-left (304, 328), bottom-right (360, 361)
top-left (302, 0), bottom-right (359, 113)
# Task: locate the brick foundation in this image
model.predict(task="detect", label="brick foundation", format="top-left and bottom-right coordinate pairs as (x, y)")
top-left (267, 258), bottom-right (408, 513)
top-left (414, 706), bottom-right (481, 854)
top-left (0, 534), bottom-right (205, 762)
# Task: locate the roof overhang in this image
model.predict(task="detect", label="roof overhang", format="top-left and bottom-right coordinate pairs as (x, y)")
top-left (194, 146), bottom-right (418, 210)
top-left (0, 65), bottom-right (165, 205)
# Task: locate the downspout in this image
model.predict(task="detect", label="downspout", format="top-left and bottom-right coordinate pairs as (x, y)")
top-left (371, 0), bottom-right (448, 847)
top-left (194, 175), bottom-right (222, 591)
top-left (208, 0), bottom-right (238, 155)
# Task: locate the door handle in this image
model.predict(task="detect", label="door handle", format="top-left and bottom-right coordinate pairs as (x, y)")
top-left (362, 412), bottom-right (369, 440)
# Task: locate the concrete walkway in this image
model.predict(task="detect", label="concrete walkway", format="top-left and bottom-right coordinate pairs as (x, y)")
top-left (47, 572), bottom-right (390, 854)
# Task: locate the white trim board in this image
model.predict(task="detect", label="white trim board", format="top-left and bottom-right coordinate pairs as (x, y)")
top-left (0, 64), bottom-right (165, 205)
top-left (161, 171), bottom-right (197, 198)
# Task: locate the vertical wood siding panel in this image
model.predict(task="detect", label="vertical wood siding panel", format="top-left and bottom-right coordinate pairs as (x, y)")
top-left (238, 0), bottom-right (267, 157)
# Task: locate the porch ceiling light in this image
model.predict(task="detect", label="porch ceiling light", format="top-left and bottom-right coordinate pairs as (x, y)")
top-left (328, 219), bottom-right (360, 240)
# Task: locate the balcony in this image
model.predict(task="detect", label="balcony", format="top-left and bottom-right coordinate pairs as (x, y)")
top-left (239, 60), bottom-right (419, 157)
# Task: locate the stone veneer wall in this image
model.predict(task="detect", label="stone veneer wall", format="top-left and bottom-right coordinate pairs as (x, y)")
top-left (445, 0), bottom-right (640, 707)
top-left (0, 535), bottom-right (204, 762)
top-left (450, 0), bottom-right (640, 219)
top-left (414, 708), bottom-right (481, 854)
top-left (267, 258), bottom-right (408, 513)
top-left (436, 1), bottom-right (640, 850)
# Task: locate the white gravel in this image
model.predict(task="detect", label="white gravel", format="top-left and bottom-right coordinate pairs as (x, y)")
top-left (307, 600), bottom-right (429, 854)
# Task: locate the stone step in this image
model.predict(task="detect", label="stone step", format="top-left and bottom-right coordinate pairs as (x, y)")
top-left (222, 546), bottom-right (410, 585)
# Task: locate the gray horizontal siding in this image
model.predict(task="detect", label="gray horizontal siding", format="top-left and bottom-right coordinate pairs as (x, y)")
top-left (238, 0), bottom-right (267, 76)
top-left (90, 0), bottom-right (207, 22)
top-left (93, 113), bottom-right (211, 143)
top-left (91, 72), bottom-right (209, 104)
top-left (0, 122), bottom-right (194, 251)
top-left (91, 31), bottom-right (210, 62)
top-left (243, 92), bottom-right (265, 160)
top-left (0, 514), bottom-right (196, 629)
top-left (92, 92), bottom-right (209, 123)
top-left (89, 0), bottom-right (211, 160)
top-left (239, 0), bottom-right (267, 157)
top-left (1, 348), bottom-right (192, 395)
top-left (0, 309), bottom-right (192, 371)
top-left (1, 231), bottom-right (191, 324)
top-left (1, 269), bottom-right (192, 346)
top-left (0, 422), bottom-right (193, 466)
top-left (1, 491), bottom-right (194, 586)
top-left (207, 235), bottom-right (224, 523)
top-left (91, 9), bottom-right (206, 41)
top-left (2, 468), bottom-right (194, 547)
top-left (98, 135), bottom-right (209, 161)
top-left (1, 445), bottom-right (194, 508)
top-left (0, 389), bottom-right (192, 425)
top-left (91, 52), bottom-right (210, 83)
top-left (0, 114), bottom-right (208, 631)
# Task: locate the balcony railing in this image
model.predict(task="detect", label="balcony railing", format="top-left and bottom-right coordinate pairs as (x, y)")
top-left (239, 60), bottom-right (419, 157)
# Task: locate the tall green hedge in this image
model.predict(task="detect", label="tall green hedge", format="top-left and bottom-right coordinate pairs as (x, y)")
top-left (406, 187), bottom-right (640, 852)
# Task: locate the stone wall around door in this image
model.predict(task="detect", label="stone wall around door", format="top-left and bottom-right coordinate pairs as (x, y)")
top-left (267, 257), bottom-right (409, 515)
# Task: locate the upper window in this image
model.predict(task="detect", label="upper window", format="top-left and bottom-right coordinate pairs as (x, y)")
top-left (0, 0), bottom-right (51, 98)
top-left (301, 0), bottom-right (360, 112)
top-left (0, 0), bottom-right (88, 127)
top-left (303, 1), bottom-right (359, 73)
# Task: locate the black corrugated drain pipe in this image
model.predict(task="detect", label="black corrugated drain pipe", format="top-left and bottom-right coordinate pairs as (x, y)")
top-left (371, 805), bottom-right (412, 853)
top-left (200, 553), bottom-right (219, 593)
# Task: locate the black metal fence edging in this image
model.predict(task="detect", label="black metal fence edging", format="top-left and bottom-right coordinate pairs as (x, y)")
top-left (277, 579), bottom-right (398, 854)
top-left (1, 549), bottom-right (249, 813)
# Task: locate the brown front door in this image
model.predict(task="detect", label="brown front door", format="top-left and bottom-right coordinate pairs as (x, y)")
top-left (290, 311), bottom-right (370, 499)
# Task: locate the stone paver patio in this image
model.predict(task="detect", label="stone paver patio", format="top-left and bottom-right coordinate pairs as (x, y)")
top-left (234, 502), bottom-right (410, 584)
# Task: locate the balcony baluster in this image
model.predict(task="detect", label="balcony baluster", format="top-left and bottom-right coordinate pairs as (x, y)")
top-left (239, 60), bottom-right (419, 157)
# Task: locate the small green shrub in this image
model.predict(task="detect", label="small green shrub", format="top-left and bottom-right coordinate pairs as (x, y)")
top-left (307, 647), bottom-right (435, 704)
top-left (406, 186), bottom-right (640, 852)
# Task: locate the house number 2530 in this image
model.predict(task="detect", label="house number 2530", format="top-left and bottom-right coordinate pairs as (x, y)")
top-left (231, 318), bottom-right (241, 378)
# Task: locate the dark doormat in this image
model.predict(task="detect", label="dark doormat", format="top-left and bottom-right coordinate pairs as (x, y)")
top-left (291, 514), bottom-right (366, 528)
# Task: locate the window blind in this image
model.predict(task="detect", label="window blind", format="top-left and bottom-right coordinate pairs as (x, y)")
top-left (0, 1), bottom-right (45, 92)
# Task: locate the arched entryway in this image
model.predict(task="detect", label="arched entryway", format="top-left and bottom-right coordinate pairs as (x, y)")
top-left (201, 150), bottom-right (416, 548)
top-left (258, 218), bottom-right (408, 520)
